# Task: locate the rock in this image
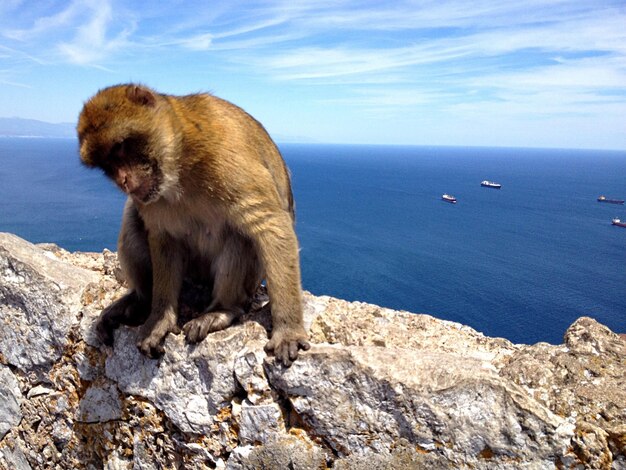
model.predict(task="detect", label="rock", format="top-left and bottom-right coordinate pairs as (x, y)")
top-left (237, 400), bottom-right (284, 445)
top-left (233, 349), bottom-right (273, 405)
top-left (77, 383), bottom-right (123, 423)
top-left (0, 441), bottom-right (32, 470)
top-left (500, 316), bottom-right (626, 469)
top-left (26, 385), bottom-right (53, 399)
top-left (104, 323), bottom-right (267, 435)
top-left (0, 233), bottom-right (98, 378)
top-left (0, 232), bottom-right (625, 469)
top-left (0, 365), bottom-right (23, 440)
top-left (225, 435), bottom-right (329, 470)
top-left (266, 345), bottom-right (576, 467)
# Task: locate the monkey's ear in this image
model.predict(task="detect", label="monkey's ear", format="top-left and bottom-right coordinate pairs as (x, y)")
top-left (127, 85), bottom-right (156, 107)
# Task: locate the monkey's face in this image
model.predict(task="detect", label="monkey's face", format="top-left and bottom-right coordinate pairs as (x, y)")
top-left (97, 136), bottom-right (163, 204)
top-left (77, 85), bottom-right (174, 205)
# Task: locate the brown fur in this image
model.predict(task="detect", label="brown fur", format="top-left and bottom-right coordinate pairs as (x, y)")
top-left (78, 84), bottom-right (309, 365)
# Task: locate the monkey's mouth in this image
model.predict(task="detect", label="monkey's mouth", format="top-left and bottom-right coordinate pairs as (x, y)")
top-left (123, 164), bottom-right (163, 204)
top-left (129, 180), bottom-right (160, 204)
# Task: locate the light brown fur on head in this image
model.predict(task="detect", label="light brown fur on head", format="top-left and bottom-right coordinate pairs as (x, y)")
top-left (78, 85), bottom-right (182, 202)
top-left (78, 83), bottom-right (309, 365)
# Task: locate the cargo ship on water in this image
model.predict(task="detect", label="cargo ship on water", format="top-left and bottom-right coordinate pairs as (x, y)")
top-left (598, 195), bottom-right (624, 205)
top-left (612, 218), bottom-right (626, 228)
top-left (481, 180), bottom-right (502, 189)
top-left (442, 194), bottom-right (457, 204)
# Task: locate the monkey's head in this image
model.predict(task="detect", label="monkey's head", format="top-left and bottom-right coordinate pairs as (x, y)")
top-left (77, 84), bottom-right (180, 205)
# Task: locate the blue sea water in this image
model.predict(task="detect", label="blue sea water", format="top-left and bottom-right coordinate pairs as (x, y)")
top-left (1, 138), bottom-right (624, 345)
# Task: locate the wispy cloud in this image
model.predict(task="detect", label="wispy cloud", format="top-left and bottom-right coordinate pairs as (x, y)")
top-left (214, 1), bottom-right (626, 133)
top-left (2, 0), bottom-right (134, 66)
top-left (3, 2), bottom-right (82, 41)
top-left (0, 0), bottom-right (624, 147)
top-left (56, 1), bottom-right (134, 65)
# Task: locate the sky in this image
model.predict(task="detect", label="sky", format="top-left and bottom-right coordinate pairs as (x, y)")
top-left (1, 0), bottom-right (625, 149)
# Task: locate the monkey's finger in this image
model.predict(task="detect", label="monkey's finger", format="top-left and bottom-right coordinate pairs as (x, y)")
top-left (183, 318), bottom-right (210, 343)
top-left (198, 320), bottom-right (212, 342)
top-left (184, 325), bottom-right (199, 343)
top-left (137, 342), bottom-right (164, 359)
top-left (96, 321), bottom-right (115, 346)
top-left (299, 339), bottom-right (311, 351)
top-left (101, 331), bottom-right (114, 347)
top-left (288, 341), bottom-right (299, 361)
top-left (151, 344), bottom-right (165, 358)
top-left (279, 347), bottom-right (293, 367)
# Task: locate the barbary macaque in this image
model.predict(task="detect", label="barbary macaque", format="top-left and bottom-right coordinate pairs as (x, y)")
top-left (77, 84), bottom-right (309, 365)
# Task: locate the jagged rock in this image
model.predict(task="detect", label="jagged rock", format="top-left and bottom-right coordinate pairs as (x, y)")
top-left (500, 317), bottom-right (626, 469)
top-left (0, 233), bottom-right (98, 377)
top-left (104, 323), bottom-right (269, 435)
top-left (0, 365), bottom-right (23, 440)
top-left (0, 441), bottom-right (31, 470)
top-left (236, 400), bottom-right (284, 445)
top-left (77, 383), bottom-right (123, 424)
top-left (266, 345), bottom-right (576, 466)
top-left (226, 435), bottom-right (328, 470)
top-left (0, 232), bottom-right (625, 469)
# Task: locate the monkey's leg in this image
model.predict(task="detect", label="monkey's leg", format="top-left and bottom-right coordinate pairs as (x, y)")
top-left (96, 201), bottom-right (152, 346)
top-left (183, 233), bottom-right (261, 343)
top-left (136, 233), bottom-right (183, 358)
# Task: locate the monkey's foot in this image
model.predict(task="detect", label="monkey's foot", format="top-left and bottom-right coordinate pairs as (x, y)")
top-left (264, 328), bottom-right (311, 367)
top-left (183, 311), bottom-right (239, 343)
top-left (96, 291), bottom-right (150, 346)
top-left (137, 315), bottom-right (180, 358)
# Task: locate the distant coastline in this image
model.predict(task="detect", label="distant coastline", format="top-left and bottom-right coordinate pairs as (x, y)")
top-left (0, 117), bottom-right (75, 139)
top-left (0, 135), bottom-right (75, 139)
top-left (2, 117), bottom-right (625, 152)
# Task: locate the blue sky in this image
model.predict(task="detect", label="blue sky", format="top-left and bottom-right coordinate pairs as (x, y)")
top-left (1, 1), bottom-right (625, 149)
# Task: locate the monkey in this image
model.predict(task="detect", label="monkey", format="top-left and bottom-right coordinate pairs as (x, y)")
top-left (77, 84), bottom-right (310, 366)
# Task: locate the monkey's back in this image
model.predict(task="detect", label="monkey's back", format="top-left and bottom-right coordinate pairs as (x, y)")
top-left (167, 93), bottom-right (295, 219)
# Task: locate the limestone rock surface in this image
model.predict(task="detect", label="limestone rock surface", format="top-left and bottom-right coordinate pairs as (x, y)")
top-left (0, 232), bottom-right (624, 469)
top-left (0, 365), bottom-right (22, 440)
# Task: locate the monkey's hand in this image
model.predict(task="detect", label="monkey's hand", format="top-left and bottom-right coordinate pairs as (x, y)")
top-left (137, 310), bottom-right (180, 358)
top-left (264, 327), bottom-right (311, 367)
top-left (96, 291), bottom-right (150, 346)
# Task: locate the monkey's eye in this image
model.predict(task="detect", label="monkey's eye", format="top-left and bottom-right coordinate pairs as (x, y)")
top-left (99, 162), bottom-right (116, 179)
top-left (109, 141), bottom-right (124, 160)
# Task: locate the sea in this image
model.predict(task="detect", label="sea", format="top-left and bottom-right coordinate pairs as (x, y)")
top-left (1, 137), bottom-right (624, 345)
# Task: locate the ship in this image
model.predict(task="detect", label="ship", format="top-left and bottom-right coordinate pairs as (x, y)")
top-left (597, 196), bottom-right (625, 205)
top-left (481, 180), bottom-right (502, 189)
top-left (612, 218), bottom-right (626, 228)
top-left (442, 194), bottom-right (457, 204)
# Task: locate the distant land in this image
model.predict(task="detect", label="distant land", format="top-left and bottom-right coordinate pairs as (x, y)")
top-left (0, 117), bottom-right (75, 138)
top-left (0, 117), bottom-right (314, 143)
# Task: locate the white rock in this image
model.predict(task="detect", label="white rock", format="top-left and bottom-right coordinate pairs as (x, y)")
top-left (105, 321), bottom-right (268, 434)
top-left (266, 345), bottom-right (575, 466)
top-left (0, 364), bottom-right (22, 439)
top-left (237, 400), bottom-right (284, 445)
top-left (0, 442), bottom-right (32, 470)
top-left (77, 383), bottom-right (122, 423)
top-left (0, 233), bottom-right (97, 375)
top-left (1, 233), bottom-right (624, 469)
top-left (26, 385), bottom-right (53, 399)
top-left (233, 348), bottom-right (272, 405)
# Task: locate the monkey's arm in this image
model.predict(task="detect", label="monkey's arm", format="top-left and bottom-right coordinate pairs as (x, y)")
top-left (137, 231), bottom-right (183, 357)
top-left (244, 208), bottom-right (310, 366)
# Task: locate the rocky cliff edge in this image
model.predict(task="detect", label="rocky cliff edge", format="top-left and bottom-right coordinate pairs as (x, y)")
top-left (0, 232), bottom-right (624, 469)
